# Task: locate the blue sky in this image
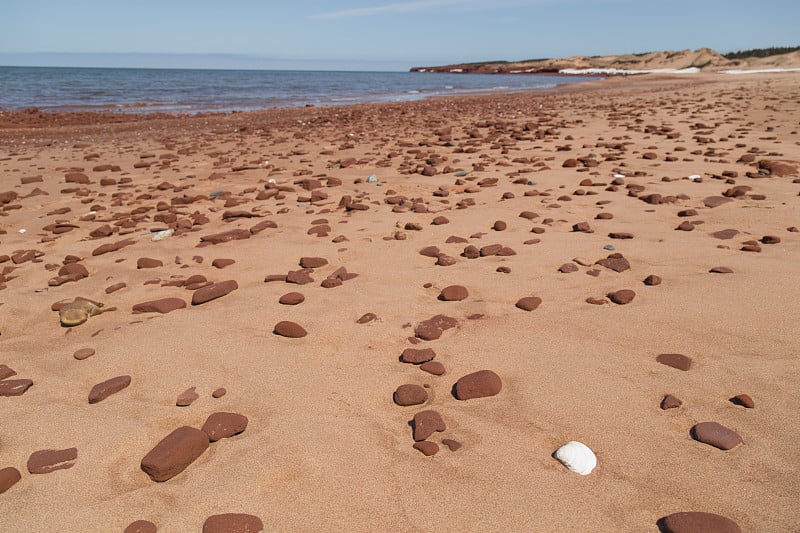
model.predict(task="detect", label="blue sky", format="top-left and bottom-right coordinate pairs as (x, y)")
top-left (1, 0), bottom-right (798, 70)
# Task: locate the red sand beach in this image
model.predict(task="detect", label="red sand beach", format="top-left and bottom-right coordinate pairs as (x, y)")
top-left (1, 72), bottom-right (799, 532)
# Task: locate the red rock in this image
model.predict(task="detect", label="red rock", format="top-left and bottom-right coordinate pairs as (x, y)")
top-left (92, 238), bottom-right (136, 256)
top-left (279, 292), bottom-right (305, 305)
top-left (730, 394), bottom-right (754, 408)
top-left (492, 220), bottom-right (507, 231)
top-left (586, 297), bottom-right (608, 305)
top-left (27, 447), bottom-right (78, 474)
top-left (442, 439), bottom-right (462, 452)
top-left (661, 394), bottom-right (682, 410)
top-left (607, 289), bottom-right (635, 305)
top-left (192, 280), bottom-right (238, 305)
top-left (176, 386), bottom-right (199, 407)
top-left (0, 379), bottom-right (33, 396)
top-left (137, 257), bottom-right (163, 269)
top-left (132, 298), bottom-right (186, 314)
top-left (412, 410), bottom-right (446, 441)
top-left (760, 235), bottom-right (781, 244)
top-left (572, 222), bottom-right (593, 233)
top-left (124, 520), bottom-right (158, 533)
top-left (420, 361), bottom-right (445, 375)
top-left (419, 246), bottom-right (441, 257)
top-left (65, 172), bottom-right (90, 184)
top-left (413, 441), bottom-right (439, 456)
top-left (0, 467), bottom-right (21, 494)
top-left (202, 513), bottom-right (264, 533)
top-left (660, 512), bottom-right (741, 533)
top-left (286, 269), bottom-right (314, 285)
top-left (709, 266), bottom-right (734, 274)
top-left (691, 422), bottom-right (743, 450)
top-left (657, 353), bottom-right (692, 371)
top-left (141, 426), bottom-right (209, 482)
top-left (105, 282), bottom-right (126, 294)
top-left (273, 321), bottom-right (307, 338)
top-left (414, 314), bottom-right (457, 340)
top-left (439, 285), bottom-right (468, 301)
top-left (676, 221), bottom-right (695, 231)
top-left (88, 375), bottom-right (131, 404)
top-left (212, 388), bottom-right (227, 398)
top-left (249, 220), bottom-right (277, 234)
top-left (608, 232), bottom-right (633, 239)
top-left (400, 348), bottom-right (436, 364)
top-left (431, 216), bottom-right (449, 225)
top-left (758, 159), bottom-right (797, 176)
top-left (201, 412), bottom-right (248, 442)
top-left (200, 229), bottom-right (251, 244)
top-left (558, 263), bottom-right (579, 273)
top-left (596, 253), bottom-right (630, 272)
top-left (643, 274), bottom-right (662, 286)
top-left (0, 365), bottom-right (16, 380)
top-left (515, 297), bottom-right (542, 311)
top-left (356, 313), bottom-right (377, 324)
top-left (454, 370), bottom-right (502, 400)
top-left (711, 229), bottom-right (739, 240)
top-left (479, 244), bottom-right (503, 257)
top-left (703, 196), bottom-right (733, 208)
top-left (393, 384), bottom-right (428, 406)
top-left (212, 258), bottom-right (236, 268)
top-left (299, 256), bottom-right (328, 268)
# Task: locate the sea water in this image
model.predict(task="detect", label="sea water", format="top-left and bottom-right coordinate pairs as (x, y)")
top-left (0, 66), bottom-right (599, 114)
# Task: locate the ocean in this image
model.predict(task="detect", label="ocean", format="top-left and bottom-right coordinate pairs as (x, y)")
top-left (0, 66), bottom-right (599, 114)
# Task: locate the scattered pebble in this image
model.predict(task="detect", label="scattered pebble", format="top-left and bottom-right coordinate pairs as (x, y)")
top-left (657, 353), bottom-right (692, 371)
top-left (27, 447), bottom-right (78, 474)
top-left (412, 410), bottom-right (446, 441)
top-left (607, 289), bottom-right (635, 305)
top-left (660, 394), bottom-right (683, 410)
top-left (393, 384), bottom-right (428, 406)
top-left (202, 514), bottom-right (264, 533)
top-left (73, 347), bottom-right (96, 360)
top-left (412, 441), bottom-right (439, 456)
top-left (273, 321), bottom-right (307, 338)
top-left (454, 370), bottom-right (502, 400)
top-left (140, 426), bottom-right (209, 482)
top-left (515, 297), bottom-right (542, 311)
top-left (0, 467), bottom-right (22, 494)
top-left (176, 386), bottom-right (199, 407)
top-left (691, 422), bottom-right (743, 450)
top-left (201, 412), bottom-right (248, 442)
top-left (730, 394), bottom-right (754, 408)
top-left (88, 375), bottom-right (131, 404)
top-left (659, 512), bottom-right (741, 533)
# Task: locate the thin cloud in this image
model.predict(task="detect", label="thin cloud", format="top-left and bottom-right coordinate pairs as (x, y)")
top-left (312, 0), bottom-right (562, 20)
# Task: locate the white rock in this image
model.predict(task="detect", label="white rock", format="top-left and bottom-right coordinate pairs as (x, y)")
top-left (554, 441), bottom-right (597, 475)
top-left (151, 229), bottom-right (174, 241)
top-left (688, 174), bottom-right (701, 180)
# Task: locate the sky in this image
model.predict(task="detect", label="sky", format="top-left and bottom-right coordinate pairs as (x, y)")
top-left (1, 0), bottom-right (798, 71)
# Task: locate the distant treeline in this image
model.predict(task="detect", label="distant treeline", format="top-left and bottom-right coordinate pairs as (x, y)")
top-left (724, 46), bottom-right (800, 60)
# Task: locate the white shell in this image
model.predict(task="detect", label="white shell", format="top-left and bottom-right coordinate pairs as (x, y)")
top-left (151, 229), bottom-right (175, 241)
top-left (554, 441), bottom-right (597, 475)
top-left (688, 174), bottom-right (701, 180)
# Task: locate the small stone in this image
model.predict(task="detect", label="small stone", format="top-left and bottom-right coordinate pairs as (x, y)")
top-left (572, 222), bottom-right (593, 233)
top-left (279, 292), bottom-right (305, 305)
top-left (454, 370), bottom-right (502, 400)
top-left (202, 514), bottom-right (264, 533)
top-left (0, 379), bottom-right (33, 396)
top-left (660, 394), bottom-right (683, 410)
top-left (124, 520), bottom-right (158, 533)
top-left (657, 353), bottom-right (692, 371)
top-left (192, 280), bottom-right (238, 305)
top-left (730, 394), bottom-right (754, 408)
top-left (439, 285), bottom-right (468, 301)
top-left (515, 297), bottom-right (542, 311)
top-left (88, 375), bottom-right (131, 404)
top-left (0, 365), bottom-right (17, 380)
top-left (558, 263), bottom-right (578, 273)
top-left (643, 275), bottom-right (662, 286)
top-left (137, 257), bottom-right (163, 269)
top-left (596, 254), bottom-right (630, 272)
top-left (73, 347), bottom-right (96, 360)
top-left (140, 426), bottom-right (210, 482)
top-left (400, 348), bottom-right (436, 364)
top-left (420, 361), bottom-right (445, 375)
top-left (607, 289), bottom-right (635, 305)
top-left (299, 257), bottom-right (328, 268)
top-left (356, 313), bottom-right (377, 324)
top-left (27, 448), bottom-right (78, 474)
top-left (492, 220), bottom-right (507, 231)
top-left (660, 512), bottom-right (741, 533)
top-left (412, 441), bottom-right (439, 456)
top-left (176, 386), bottom-right (199, 407)
top-left (211, 258), bottom-right (235, 268)
top-left (703, 196), bottom-right (733, 208)
top-left (201, 412), bottom-right (248, 442)
top-left (132, 298), bottom-right (186, 314)
top-left (436, 254), bottom-right (456, 266)
top-left (212, 387), bottom-right (227, 398)
top-left (393, 384), bottom-right (428, 406)
top-left (431, 216), bottom-right (449, 225)
top-left (0, 467), bottom-right (22, 494)
top-left (586, 297), bottom-right (608, 305)
top-left (761, 235), bottom-right (781, 244)
top-left (441, 439), bottom-right (462, 452)
top-left (691, 422), bottom-right (743, 450)
top-left (412, 410), bottom-right (446, 441)
top-left (608, 232), bottom-right (633, 239)
top-left (105, 282), bottom-right (126, 294)
top-left (676, 221), bottom-right (695, 231)
top-left (273, 321), bottom-right (307, 338)
top-left (711, 229), bottom-right (739, 240)
top-left (710, 266), bottom-right (734, 274)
